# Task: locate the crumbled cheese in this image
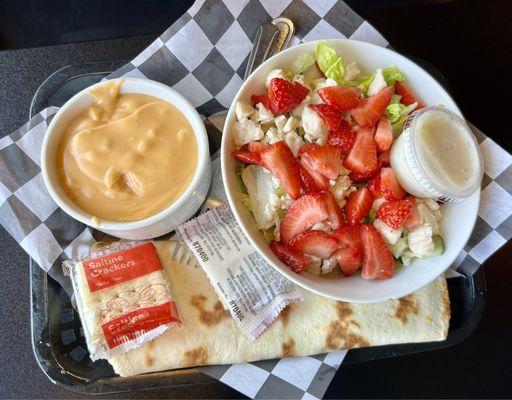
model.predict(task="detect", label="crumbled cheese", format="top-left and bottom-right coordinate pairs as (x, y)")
top-left (322, 257), bottom-right (338, 275)
top-left (265, 68), bottom-right (286, 88)
top-left (254, 102), bottom-right (273, 123)
top-left (274, 115), bottom-right (287, 132)
top-left (408, 224), bottom-right (435, 257)
top-left (330, 175), bottom-right (352, 201)
top-left (232, 119), bottom-right (264, 148)
top-left (263, 127), bottom-right (285, 145)
top-left (367, 68), bottom-right (387, 96)
top-left (302, 106), bottom-right (328, 143)
top-left (235, 101), bottom-right (254, 121)
top-left (343, 62), bottom-right (360, 82)
top-left (283, 116), bottom-right (298, 133)
top-left (284, 131), bottom-right (304, 157)
top-left (373, 219), bottom-right (403, 245)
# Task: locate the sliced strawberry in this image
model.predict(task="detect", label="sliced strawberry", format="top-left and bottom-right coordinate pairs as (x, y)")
top-left (318, 86), bottom-right (362, 111)
top-left (280, 193), bottom-right (329, 243)
top-left (379, 149), bottom-right (391, 166)
top-left (367, 173), bottom-right (382, 198)
top-left (270, 240), bottom-right (311, 274)
top-left (310, 104), bottom-right (344, 131)
top-left (374, 116), bottom-right (393, 152)
top-left (232, 150), bottom-right (261, 165)
top-left (327, 120), bottom-right (357, 155)
top-left (247, 141), bottom-right (268, 153)
top-left (288, 230), bottom-right (338, 259)
top-left (299, 165), bottom-right (322, 193)
top-left (322, 190), bottom-right (344, 229)
top-left (349, 158), bottom-right (382, 183)
top-left (343, 127), bottom-right (378, 175)
top-left (332, 224), bottom-right (363, 252)
top-left (299, 144), bottom-right (342, 180)
top-left (345, 187), bottom-right (373, 225)
top-left (380, 167), bottom-right (406, 201)
top-left (269, 78), bottom-right (310, 115)
top-left (403, 197), bottom-right (421, 229)
top-left (333, 247), bottom-right (363, 276)
top-left (351, 86), bottom-right (393, 128)
top-left (377, 198), bottom-right (414, 229)
top-left (260, 141), bottom-right (301, 199)
top-left (251, 93), bottom-right (273, 112)
top-left (395, 81), bottom-right (425, 110)
top-left (300, 158), bottom-right (329, 190)
top-left (360, 225), bottom-right (394, 280)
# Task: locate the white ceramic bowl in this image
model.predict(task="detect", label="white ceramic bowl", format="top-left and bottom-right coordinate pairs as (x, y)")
top-left (42, 78), bottom-right (211, 240)
top-left (221, 39), bottom-right (480, 303)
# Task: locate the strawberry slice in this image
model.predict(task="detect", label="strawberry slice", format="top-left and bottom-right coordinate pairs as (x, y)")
top-left (318, 86), bottom-right (362, 111)
top-left (377, 198), bottom-right (414, 229)
top-left (327, 120), bottom-right (357, 155)
top-left (299, 165), bottom-right (322, 193)
top-left (367, 173), bottom-right (382, 198)
top-left (288, 230), bottom-right (338, 259)
top-left (403, 197), bottom-right (421, 229)
top-left (343, 127), bottom-right (378, 175)
top-left (269, 78), bottom-right (310, 115)
top-left (345, 187), bottom-right (373, 225)
top-left (322, 190), bottom-right (344, 229)
top-left (360, 225), bottom-right (394, 280)
top-left (280, 193), bottom-right (329, 243)
top-left (380, 167), bottom-right (406, 201)
top-left (247, 141), bottom-right (268, 153)
top-left (299, 144), bottom-right (342, 180)
top-left (395, 81), bottom-right (425, 110)
top-left (379, 149), bottom-right (391, 166)
top-left (349, 158), bottom-right (382, 183)
top-left (332, 224), bottom-right (363, 252)
top-left (232, 150), bottom-right (261, 165)
top-left (374, 116), bottom-right (393, 152)
top-left (333, 247), bottom-right (363, 276)
top-left (310, 104), bottom-right (343, 131)
top-left (251, 93), bottom-right (273, 112)
top-left (270, 240), bottom-right (311, 274)
top-left (260, 141), bottom-right (301, 199)
top-left (351, 86), bottom-right (393, 128)
top-left (300, 158), bottom-right (329, 191)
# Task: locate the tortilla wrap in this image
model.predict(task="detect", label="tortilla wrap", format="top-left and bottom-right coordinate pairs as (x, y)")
top-left (107, 240), bottom-right (450, 377)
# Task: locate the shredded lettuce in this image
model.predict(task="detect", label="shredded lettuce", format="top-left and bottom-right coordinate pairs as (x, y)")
top-left (278, 208), bottom-right (287, 219)
top-left (275, 186), bottom-right (286, 197)
top-left (236, 164), bottom-right (248, 193)
top-left (315, 42), bottom-right (339, 74)
top-left (286, 52), bottom-right (316, 78)
top-left (325, 57), bottom-right (345, 83)
top-left (382, 66), bottom-right (405, 86)
top-left (262, 227), bottom-right (275, 243)
top-left (239, 193), bottom-right (252, 212)
top-left (386, 102), bottom-right (418, 124)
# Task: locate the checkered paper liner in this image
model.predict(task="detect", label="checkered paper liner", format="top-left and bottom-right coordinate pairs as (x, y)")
top-left (1, 0), bottom-right (511, 398)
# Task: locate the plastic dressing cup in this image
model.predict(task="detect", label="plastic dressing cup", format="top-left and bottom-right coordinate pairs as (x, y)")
top-left (390, 106), bottom-right (483, 203)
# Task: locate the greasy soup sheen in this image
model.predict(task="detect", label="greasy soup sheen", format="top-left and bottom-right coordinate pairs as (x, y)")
top-left (56, 80), bottom-right (198, 222)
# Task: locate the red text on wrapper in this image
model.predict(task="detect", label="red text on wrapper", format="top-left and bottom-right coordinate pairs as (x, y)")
top-left (83, 242), bottom-right (163, 292)
top-left (101, 301), bottom-right (181, 349)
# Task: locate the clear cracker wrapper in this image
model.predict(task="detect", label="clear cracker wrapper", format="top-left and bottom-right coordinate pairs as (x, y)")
top-left (65, 241), bottom-right (181, 361)
top-left (177, 204), bottom-right (303, 339)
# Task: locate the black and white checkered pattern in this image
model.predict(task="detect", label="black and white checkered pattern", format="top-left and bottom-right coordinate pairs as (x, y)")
top-left (0, 0), bottom-right (511, 398)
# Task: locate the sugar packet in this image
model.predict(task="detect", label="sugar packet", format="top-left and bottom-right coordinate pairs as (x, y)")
top-left (64, 241), bottom-right (181, 360)
top-left (177, 204), bottom-right (303, 339)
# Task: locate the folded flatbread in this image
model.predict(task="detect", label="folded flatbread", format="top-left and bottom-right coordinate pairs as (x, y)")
top-left (107, 240), bottom-right (450, 377)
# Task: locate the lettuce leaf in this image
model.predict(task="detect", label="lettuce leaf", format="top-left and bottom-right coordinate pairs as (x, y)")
top-left (385, 102), bottom-right (418, 124)
top-left (382, 66), bottom-right (405, 86)
top-left (285, 52), bottom-right (316, 78)
top-left (325, 57), bottom-right (345, 83)
top-left (315, 42), bottom-right (338, 73)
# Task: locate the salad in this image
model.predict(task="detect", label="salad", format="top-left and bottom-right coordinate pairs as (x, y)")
top-left (231, 42), bottom-right (444, 280)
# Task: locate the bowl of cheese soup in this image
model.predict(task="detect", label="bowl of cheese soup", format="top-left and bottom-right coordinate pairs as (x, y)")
top-left (42, 78), bottom-right (211, 240)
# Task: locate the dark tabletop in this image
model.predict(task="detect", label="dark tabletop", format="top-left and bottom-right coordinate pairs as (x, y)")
top-left (1, 1), bottom-right (512, 398)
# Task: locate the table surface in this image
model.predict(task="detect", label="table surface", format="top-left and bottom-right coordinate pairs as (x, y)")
top-left (1, 1), bottom-right (512, 398)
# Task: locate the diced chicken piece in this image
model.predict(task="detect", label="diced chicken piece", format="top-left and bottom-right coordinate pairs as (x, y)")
top-left (241, 165), bottom-right (278, 229)
top-left (233, 118), bottom-right (264, 148)
top-left (235, 101), bottom-right (254, 121)
top-left (408, 224), bottom-right (435, 257)
top-left (274, 115), bottom-right (287, 132)
top-left (263, 127), bottom-right (285, 145)
top-left (265, 68), bottom-right (287, 88)
top-left (254, 102), bottom-right (273, 123)
top-left (367, 68), bottom-right (387, 96)
top-left (283, 116), bottom-right (299, 133)
top-left (302, 106), bottom-right (328, 144)
top-left (284, 131), bottom-right (305, 157)
top-left (373, 218), bottom-right (403, 245)
top-left (330, 175), bottom-right (352, 202)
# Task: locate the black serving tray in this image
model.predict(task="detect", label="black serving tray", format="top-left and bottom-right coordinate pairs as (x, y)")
top-left (29, 61), bottom-right (486, 394)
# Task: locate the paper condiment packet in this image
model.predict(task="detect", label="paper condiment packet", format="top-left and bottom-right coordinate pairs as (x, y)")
top-left (65, 241), bottom-right (181, 360)
top-left (178, 204), bottom-right (303, 339)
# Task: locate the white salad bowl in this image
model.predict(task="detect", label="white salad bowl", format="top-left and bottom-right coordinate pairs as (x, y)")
top-left (42, 78), bottom-right (211, 240)
top-left (221, 39), bottom-right (480, 303)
